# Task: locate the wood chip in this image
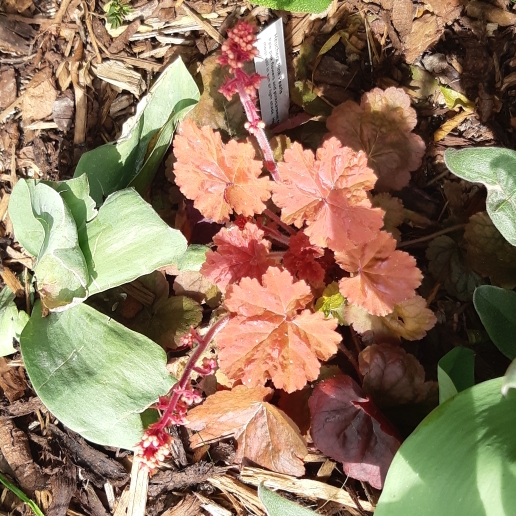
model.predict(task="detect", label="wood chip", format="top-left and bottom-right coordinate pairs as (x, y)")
top-left (466, 1), bottom-right (516, 26)
top-left (95, 60), bottom-right (146, 97)
top-left (0, 267), bottom-right (24, 297)
top-left (127, 457), bottom-right (149, 516)
top-left (180, 2), bottom-right (224, 45)
top-left (161, 495), bottom-right (202, 516)
top-left (194, 493), bottom-right (233, 516)
top-left (208, 475), bottom-right (266, 516)
top-left (392, 0), bottom-right (414, 39)
top-left (239, 467), bottom-right (374, 513)
top-left (0, 68), bottom-right (17, 109)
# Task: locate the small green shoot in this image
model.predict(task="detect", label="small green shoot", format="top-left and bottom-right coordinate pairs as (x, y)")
top-left (0, 471), bottom-right (45, 516)
top-left (106, 0), bottom-right (132, 29)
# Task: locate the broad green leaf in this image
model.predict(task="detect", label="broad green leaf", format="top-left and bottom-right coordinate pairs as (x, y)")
top-left (175, 244), bottom-right (209, 272)
top-left (249, 0), bottom-right (332, 13)
top-left (45, 175), bottom-right (97, 229)
top-left (0, 287), bottom-right (29, 356)
top-left (74, 58), bottom-right (200, 205)
top-left (502, 358), bottom-right (516, 396)
top-left (375, 378), bottom-right (516, 516)
top-left (439, 86), bottom-right (474, 110)
top-left (437, 347), bottom-right (475, 404)
top-left (9, 180), bottom-right (89, 310)
top-left (445, 147), bottom-right (516, 246)
top-left (21, 302), bottom-right (175, 449)
top-left (258, 485), bottom-right (318, 516)
top-left (473, 285), bottom-right (516, 360)
top-left (79, 189), bottom-right (188, 296)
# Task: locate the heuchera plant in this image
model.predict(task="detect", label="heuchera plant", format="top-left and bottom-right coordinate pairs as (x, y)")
top-left (137, 21), bottom-right (436, 486)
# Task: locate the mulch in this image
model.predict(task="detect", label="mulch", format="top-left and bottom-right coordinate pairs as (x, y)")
top-left (0, 0), bottom-right (515, 514)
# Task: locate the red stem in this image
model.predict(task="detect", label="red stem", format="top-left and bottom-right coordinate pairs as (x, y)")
top-left (234, 69), bottom-right (281, 182)
top-left (264, 208), bottom-right (296, 235)
top-left (156, 315), bottom-right (230, 431)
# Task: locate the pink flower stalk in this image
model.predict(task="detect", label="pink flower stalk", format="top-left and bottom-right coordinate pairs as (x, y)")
top-left (134, 316), bottom-right (229, 473)
top-left (218, 21), bottom-right (280, 182)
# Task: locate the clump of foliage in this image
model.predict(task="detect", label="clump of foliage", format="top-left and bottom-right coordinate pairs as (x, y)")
top-left (106, 0), bottom-right (132, 29)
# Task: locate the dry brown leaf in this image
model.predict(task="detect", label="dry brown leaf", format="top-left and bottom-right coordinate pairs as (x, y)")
top-left (20, 70), bottom-right (57, 122)
top-left (187, 385), bottom-right (307, 477)
top-left (403, 14), bottom-right (443, 64)
top-left (392, 0), bottom-right (414, 39)
top-left (425, 0), bottom-right (462, 22)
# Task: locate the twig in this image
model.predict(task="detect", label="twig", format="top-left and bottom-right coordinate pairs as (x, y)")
top-left (264, 208), bottom-right (296, 236)
top-left (397, 224), bottom-right (466, 248)
top-left (81, 1), bottom-right (102, 64)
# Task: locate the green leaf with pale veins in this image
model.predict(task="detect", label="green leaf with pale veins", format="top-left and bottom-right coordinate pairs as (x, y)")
top-left (74, 58), bottom-right (200, 205)
top-left (258, 484), bottom-right (319, 516)
top-left (9, 180), bottom-right (89, 310)
top-left (426, 235), bottom-right (483, 301)
top-left (79, 189), bottom-right (188, 296)
top-left (445, 147), bottom-right (516, 246)
top-left (21, 301), bottom-right (175, 449)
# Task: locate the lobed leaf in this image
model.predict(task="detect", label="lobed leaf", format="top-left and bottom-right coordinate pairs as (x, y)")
top-left (309, 375), bottom-right (401, 489)
top-left (337, 231), bottom-right (422, 316)
top-left (283, 231), bottom-right (325, 286)
top-left (359, 343), bottom-right (437, 407)
top-left (344, 296), bottom-right (437, 341)
top-left (465, 211), bottom-right (516, 289)
top-left (186, 385), bottom-right (307, 476)
top-left (426, 235), bottom-right (483, 301)
top-left (173, 119), bottom-right (272, 223)
top-left (272, 138), bottom-right (384, 252)
top-left (217, 267), bottom-right (341, 393)
top-left (200, 223), bottom-right (274, 291)
top-left (326, 87), bottom-right (425, 191)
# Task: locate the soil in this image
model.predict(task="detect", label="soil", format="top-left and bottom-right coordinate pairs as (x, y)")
top-left (0, 0), bottom-right (515, 514)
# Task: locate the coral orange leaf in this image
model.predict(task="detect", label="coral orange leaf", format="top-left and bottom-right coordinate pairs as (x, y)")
top-left (172, 119), bottom-right (272, 223)
top-left (326, 87), bottom-right (425, 191)
top-left (200, 222), bottom-right (275, 291)
top-left (272, 138), bottom-right (384, 252)
top-left (186, 385), bottom-right (307, 476)
top-left (337, 231), bottom-right (423, 316)
top-left (218, 267), bottom-right (341, 393)
top-left (283, 231), bottom-right (326, 285)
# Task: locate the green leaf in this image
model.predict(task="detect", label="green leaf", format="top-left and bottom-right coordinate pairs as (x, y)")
top-left (445, 147), bottom-right (516, 246)
top-left (426, 235), bottom-right (483, 301)
top-left (502, 358), bottom-right (516, 396)
top-left (248, 0), bottom-right (331, 13)
top-left (315, 282), bottom-right (345, 324)
top-left (473, 285), bottom-right (516, 360)
top-left (437, 347), bottom-right (475, 404)
top-left (176, 244), bottom-right (209, 272)
top-left (79, 189), bottom-right (187, 296)
top-left (45, 175), bottom-right (97, 229)
top-left (21, 302), bottom-right (175, 449)
top-left (74, 58), bottom-right (199, 205)
top-left (9, 180), bottom-right (89, 310)
top-left (258, 485), bottom-right (319, 516)
top-left (376, 378), bottom-right (516, 516)
top-left (0, 287), bottom-right (29, 357)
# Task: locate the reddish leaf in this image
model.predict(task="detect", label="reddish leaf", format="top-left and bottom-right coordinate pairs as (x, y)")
top-left (336, 231), bottom-right (423, 316)
top-left (309, 375), bottom-right (401, 489)
top-left (272, 138), bottom-right (384, 252)
top-left (359, 343), bottom-right (437, 407)
top-left (218, 267), bottom-right (341, 393)
top-left (200, 223), bottom-right (275, 291)
top-left (172, 119), bottom-right (272, 223)
top-left (186, 385), bottom-right (307, 476)
top-left (283, 231), bottom-right (325, 285)
top-left (326, 87), bottom-right (426, 191)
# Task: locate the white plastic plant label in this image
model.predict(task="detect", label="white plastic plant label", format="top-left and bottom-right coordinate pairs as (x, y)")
top-left (254, 19), bottom-right (290, 126)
